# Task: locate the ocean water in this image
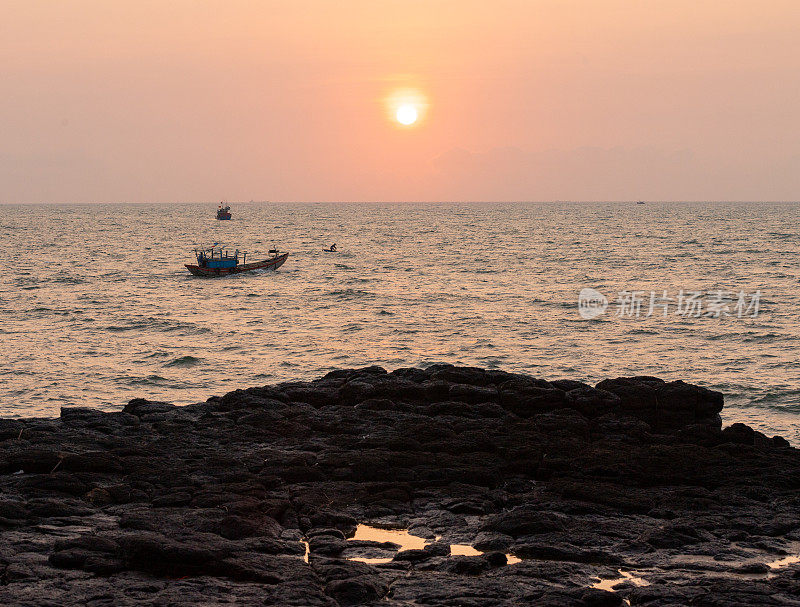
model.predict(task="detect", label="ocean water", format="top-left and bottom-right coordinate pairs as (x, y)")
top-left (1, 202), bottom-right (799, 444)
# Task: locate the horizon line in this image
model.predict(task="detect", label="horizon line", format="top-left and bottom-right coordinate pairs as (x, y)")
top-left (2, 200), bottom-right (800, 205)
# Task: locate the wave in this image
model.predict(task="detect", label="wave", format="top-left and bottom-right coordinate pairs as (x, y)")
top-left (105, 318), bottom-right (211, 335)
top-left (123, 375), bottom-right (168, 386)
top-left (51, 276), bottom-right (88, 285)
top-left (164, 356), bottom-right (203, 368)
top-left (326, 289), bottom-right (376, 300)
top-left (740, 333), bottom-right (795, 343)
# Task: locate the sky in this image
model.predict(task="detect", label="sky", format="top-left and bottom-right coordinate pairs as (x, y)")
top-left (2, 0), bottom-right (799, 203)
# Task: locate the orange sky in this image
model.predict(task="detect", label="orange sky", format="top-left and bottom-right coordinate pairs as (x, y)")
top-left (2, 1), bottom-right (799, 202)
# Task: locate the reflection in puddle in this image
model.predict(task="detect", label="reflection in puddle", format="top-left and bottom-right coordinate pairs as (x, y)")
top-left (768, 554), bottom-right (800, 569)
top-left (671, 548), bottom-right (800, 578)
top-left (350, 556), bottom-right (394, 564)
top-left (451, 544), bottom-right (482, 556)
top-left (449, 543), bottom-right (522, 565)
top-left (351, 524), bottom-right (428, 551)
top-left (592, 569), bottom-right (650, 592)
top-left (346, 524), bottom-right (522, 565)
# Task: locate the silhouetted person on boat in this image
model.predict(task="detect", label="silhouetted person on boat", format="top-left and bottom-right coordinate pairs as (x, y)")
top-left (330, 243), bottom-right (337, 252)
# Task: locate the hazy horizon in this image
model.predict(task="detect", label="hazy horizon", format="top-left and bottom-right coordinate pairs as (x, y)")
top-left (3, 1), bottom-right (799, 203)
top-left (3, 200), bottom-right (800, 205)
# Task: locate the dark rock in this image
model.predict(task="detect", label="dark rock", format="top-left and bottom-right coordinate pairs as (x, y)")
top-left (309, 534), bottom-right (348, 556)
top-left (151, 491), bottom-right (192, 507)
top-left (513, 543), bottom-right (622, 564)
top-left (473, 531), bottom-right (514, 552)
top-left (49, 548), bottom-right (91, 569)
top-left (721, 422), bottom-right (757, 445)
top-left (485, 551), bottom-right (508, 567)
top-left (0, 419), bottom-right (24, 440)
top-left (122, 398), bottom-right (177, 417)
top-left (733, 562), bottom-right (770, 574)
top-left (9, 449), bottom-right (61, 474)
top-left (219, 514), bottom-right (282, 540)
top-left (643, 523), bottom-right (711, 548)
top-left (393, 548), bottom-right (432, 562)
top-left (117, 532), bottom-right (234, 576)
top-left (500, 387), bottom-right (566, 417)
top-left (61, 451), bottom-right (124, 473)
top-left (580, 588), bottom-right (624, 607)
top-left (26, 496), bottom-right (93, 517)
top-left (448, 384), bottom-right (498, 404)
top-left (564, 387), bottom-right (621, 417)
top-left (483, 508), bottom-right (568, 537)
top-left (423, 541), bottom-right (451, 557)
top-left (60, 407), bottom-right (139, 429)
top-left (444, 555), bottom-right (490, 574)
top-left (84, 487), bottom-right (114, 505)
top-left (307, 527), bottom-right (346, 540)
top-left (324, 576), bottom-right (387, 605)
top-left (0, 365), bottom-right (796, 606)
top-left (54, 534), bottom-right (119, 553)
top-left (595, 377), bottom-right (723, 432)
top-left (19, 472), bottom-right (89, 496)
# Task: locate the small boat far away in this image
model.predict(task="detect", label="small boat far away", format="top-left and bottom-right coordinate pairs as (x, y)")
top-left (185, 245), bottom-right (288, 277)
top-left (636, 200), bottom-right (646, 205)
top-left (217, 203), bottom-right (232, 220)
top-left (323, 243), bottom-right (338, 252)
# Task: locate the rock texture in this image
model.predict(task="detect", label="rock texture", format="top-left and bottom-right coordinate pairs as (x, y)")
top-left (0, 365), bottom-right (798, 605)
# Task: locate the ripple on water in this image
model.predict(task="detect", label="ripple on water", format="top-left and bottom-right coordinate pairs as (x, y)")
top-left (1, 202), bottom-right (799, 443)
top-left (163, 356), bottom-right (203, 368)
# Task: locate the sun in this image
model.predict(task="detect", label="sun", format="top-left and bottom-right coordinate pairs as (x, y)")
top-left (396, 104), bottom-right (418, 125)
top-left (385, 87), bottom-right (427, 127)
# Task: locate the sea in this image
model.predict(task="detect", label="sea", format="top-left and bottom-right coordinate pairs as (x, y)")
top-left (2, 202), bottom-right (799, 444)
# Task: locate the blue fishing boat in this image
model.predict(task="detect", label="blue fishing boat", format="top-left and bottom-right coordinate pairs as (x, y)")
top-left (216, 203), bottom-right (232, 220)
top-left (186, 245), bottom-right (288, 277)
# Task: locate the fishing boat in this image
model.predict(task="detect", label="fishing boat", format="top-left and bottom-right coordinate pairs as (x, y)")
top-left (216, 203), bottom-right (232, 220)
top-left (185, 245), bottom-right (288, 277)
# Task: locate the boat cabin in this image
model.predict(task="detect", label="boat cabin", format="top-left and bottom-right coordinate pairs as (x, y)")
top-left (216, 204), bottom-right (232, 220)
top-left (194, 246), bottom-right (244, 269)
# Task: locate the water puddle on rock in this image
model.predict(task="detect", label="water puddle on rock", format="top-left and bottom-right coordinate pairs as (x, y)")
top-left (584, 550), bottom-right (800, 605)
top-left (450, 544), bottom-right (482, 557)
top-left (768, 554), bottom-right (800, 569)
top-left (449, 544), bottom-right (522, 565)
top-left (352, 524), bottom-right (428, 551)
top-left (592, 569), bottom-right (650, 592)
top-left (670, 547), bottom-right (800, 579)
top-left (346, 524), bottom-right (521, 565)
top-left (592, 570), bottom-right (650, 606)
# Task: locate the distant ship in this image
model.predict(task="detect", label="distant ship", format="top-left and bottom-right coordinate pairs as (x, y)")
top-left (636, 201), bottom-right (646, 205)
top-left (216, 203), bottom-right (232, 220)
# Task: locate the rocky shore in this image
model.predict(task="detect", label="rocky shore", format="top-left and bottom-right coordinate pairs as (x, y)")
top-left (0, 365), bottom-right (798, 606)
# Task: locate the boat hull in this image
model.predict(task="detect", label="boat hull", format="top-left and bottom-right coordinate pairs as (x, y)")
top-left (185, 253), bottom-right (288, 277)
